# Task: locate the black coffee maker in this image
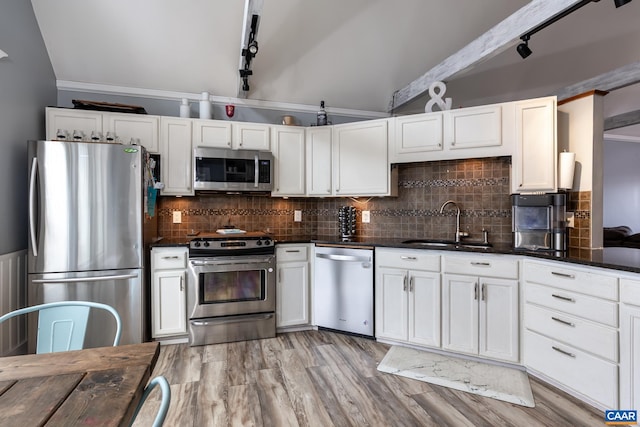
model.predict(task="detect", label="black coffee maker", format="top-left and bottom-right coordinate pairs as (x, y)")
top-left (512, 193), bottom-right (567, 253)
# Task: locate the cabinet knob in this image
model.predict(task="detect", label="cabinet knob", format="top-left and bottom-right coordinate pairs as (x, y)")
top-left (227, 142), bottom-right (231, 146)
top-left (451, 142), bottom-right (455, 146)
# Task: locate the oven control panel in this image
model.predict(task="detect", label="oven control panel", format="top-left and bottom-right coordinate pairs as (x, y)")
top-left (189, 236), bottom-right (273, 255)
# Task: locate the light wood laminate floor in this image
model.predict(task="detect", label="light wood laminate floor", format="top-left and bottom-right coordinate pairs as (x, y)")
top-left (132, 330), bottom-right (604, 426)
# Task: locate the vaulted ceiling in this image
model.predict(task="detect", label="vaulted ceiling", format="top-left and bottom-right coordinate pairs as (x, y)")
top-left (30, 0), bottom-right (640, 136)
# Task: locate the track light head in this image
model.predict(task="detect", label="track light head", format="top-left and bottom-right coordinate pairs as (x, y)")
top-left (614, 0), bottom-right (632, 7)
top-left (517, 35), bottom-right (532, 59)
top-left (248, 40), bottom-right (258, 56)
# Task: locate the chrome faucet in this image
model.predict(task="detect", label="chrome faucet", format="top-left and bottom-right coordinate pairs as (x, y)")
top-left (439, 200), bottom-right (468, 243)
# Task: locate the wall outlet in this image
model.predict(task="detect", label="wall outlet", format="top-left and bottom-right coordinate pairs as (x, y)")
top-left (172, 210), bottom-right (182, 224)
top-left (294, 210), bottom-right (302, 222)
top-left (362, 210), bottom-right (371, 223)
top-left (566, 211), bottom-right (575, 228)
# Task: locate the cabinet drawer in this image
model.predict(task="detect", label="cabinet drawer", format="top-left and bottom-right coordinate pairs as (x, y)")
top-left (621, 278), bottom-right (640, 306)
top-left (152, 248), bottom-right (188, 270)
top-left (375, 248), bottom-right (440, 272)
top-left (525, 303), bottom-right (618, 362)
top-left (277, 245), bottom-right (308, 262)
top-left (525, 283), bottom-right (618, 327)
top-left (443, 255), bottom-right (517, 279)
top-left (524, 260), bottom-right (618, 301)
top-left (524, 330), bottom-right (618, 409)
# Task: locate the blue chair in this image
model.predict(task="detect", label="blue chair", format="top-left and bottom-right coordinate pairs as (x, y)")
top-left (130, 375), bottom-right (171, 427)
top-left (0, 301), bottom-right (122, 353)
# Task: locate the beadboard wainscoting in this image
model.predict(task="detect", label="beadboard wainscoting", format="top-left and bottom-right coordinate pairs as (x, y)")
top-left (0, 250), bottom-right (27, 356)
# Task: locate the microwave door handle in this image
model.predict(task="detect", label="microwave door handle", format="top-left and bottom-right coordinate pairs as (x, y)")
top-left (254, 154), bottom-right (259, 188)
top-left (29, 157), bottom-right (39, 257)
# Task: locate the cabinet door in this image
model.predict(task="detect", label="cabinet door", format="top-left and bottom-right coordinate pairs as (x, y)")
top-left (442, 274), bottom-right (478, 355)
top-left (621, 304), bottom-right (640, 410)
top-left (192, 119), bottom-right (232, 149)
top-left (232, 123), bottom-right (270, 150)
top-left (408, 271), bottom-right (441, 347)
top-left (513, 97), bottom-right (557, 193)
top-left (160, 117), bottom-right (193, 196)
top-left (46, 107), bottom-right (103, 141)
top-left (306, 127), bottom-right (333, 196)
top-left (393, 113), bottom-right (443, 158)
top-left (375, 267), bottom-right (408, 341)
top-left (272, 126), bottom-right (306, 196)
top-left (276, 261), bottom-right (309, 327)
top-left (152, 270), bottom-right (186, 337)
top-left (446, 105), bottom-right (501, 150)
top-left (106, 113), bottom-right (160, 153)
top-left (479, 277), bottom-right (519, 362)
top-left (333, 119), bottom-right (389, 196)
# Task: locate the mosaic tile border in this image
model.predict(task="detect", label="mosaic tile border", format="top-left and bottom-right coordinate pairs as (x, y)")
top-left (400, 177), bottom-right (510, 189)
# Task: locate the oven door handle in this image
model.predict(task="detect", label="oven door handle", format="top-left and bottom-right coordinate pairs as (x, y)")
top-left (191, 313), bottom-right (274, 326)
top-left (189, 259), bottom-right (273, 267)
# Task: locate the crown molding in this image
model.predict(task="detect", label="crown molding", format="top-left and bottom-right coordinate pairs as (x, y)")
top-left (56, 80), bottom-right (388, 119)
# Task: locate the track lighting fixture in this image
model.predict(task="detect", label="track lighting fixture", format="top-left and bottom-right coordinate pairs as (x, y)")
top-left (514, 0), bottom-right (631, 59)
top-left (614, 0), bottom-right (632, 7)
top-left (247, 40), bottom-right (258, 56)
top-left (238, 14), bottom-right (260, 93)
top-left (517, 35), bottom-right (532, 59)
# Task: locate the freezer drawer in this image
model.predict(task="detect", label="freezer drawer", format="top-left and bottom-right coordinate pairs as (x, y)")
top-left (28, 268), bottom-right (145, 352)
top-left (314, 246), bottom-right (374, 336)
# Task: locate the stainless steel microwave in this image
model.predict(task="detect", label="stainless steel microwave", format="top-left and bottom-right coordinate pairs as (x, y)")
top-left (193, 147), bottom-right (273, 192)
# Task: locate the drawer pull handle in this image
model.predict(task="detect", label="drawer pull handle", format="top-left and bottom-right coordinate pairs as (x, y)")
top-left (285, 250), bottom-right (301, 253)
top-left (551, 271), bottom-right (575, 279)
top-left (551, 294), bottom-right (575, 302)
top-left (470, 262), bottom-right (491, 266)
top-left (401, 256), bottom-right (417, 261)
top-left (552, 346), bottom-right (575, 358)
top-left (162, 256), bottom-right (180, 260)
top-left (551, 316), bottom-right (575, 327)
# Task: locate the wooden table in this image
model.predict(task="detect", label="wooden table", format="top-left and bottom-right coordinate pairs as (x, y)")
top-left (0, 341), bottom-right (160, 426)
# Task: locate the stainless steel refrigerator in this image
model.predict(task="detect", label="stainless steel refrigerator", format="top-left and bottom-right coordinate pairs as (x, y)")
top-left (27, 140), bottom-right (149, 351)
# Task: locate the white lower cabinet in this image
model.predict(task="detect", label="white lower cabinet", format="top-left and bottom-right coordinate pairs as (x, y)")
top-left (523, 259), bottom-right (619, 409)
top-left (375, 249), bottom-right (441, 347)
top-left (620, 278), bottom-right (640, 410)
top-left (151, 247), bottom-right (188, 338)
top-left (442, 254), bottom-right (519, 362)
top-left (442, 274), bottom-right (519, 362)
top-left (276, 244), bottom-right (311, 328)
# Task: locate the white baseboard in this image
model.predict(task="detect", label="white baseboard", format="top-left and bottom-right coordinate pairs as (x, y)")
top-left (0, 249), bottom-right (27, 356)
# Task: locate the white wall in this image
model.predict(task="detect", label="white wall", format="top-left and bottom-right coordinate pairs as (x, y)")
top-left (603, 139), bottom-right (640, 232)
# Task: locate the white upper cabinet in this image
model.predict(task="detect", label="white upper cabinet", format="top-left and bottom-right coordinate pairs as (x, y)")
top-left (46, 107), bottom-right (103, 141)
top-left (392, 112), bottom-right (444, 161)
top-left (106, 113), bottom-right (160, 153)
top-left (333, 118), bottom-right (390, 196)
top-left (445, 105), bottom-right (502, 150)
top-left (160, 117), bottom-right (194, 196)
top-left (306, 127), bottom-right (332, 196)
top-left (271, 126), bottom-right (306, 196)
top-left (390, 102), bottom-right (513, 163)
top-left (512, 96), bottom-right (557, 193)
top-left (192, 119), bottom-right (233, 149)
top-left (232, 122), bottom-right (271, 151)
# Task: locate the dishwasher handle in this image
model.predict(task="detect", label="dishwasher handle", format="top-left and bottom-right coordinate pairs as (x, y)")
top-left (316, 253), bottom-right (371, 263)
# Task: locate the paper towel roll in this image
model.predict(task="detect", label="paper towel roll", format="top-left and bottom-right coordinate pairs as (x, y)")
top-left (558, 151), bottom-right (576, 190)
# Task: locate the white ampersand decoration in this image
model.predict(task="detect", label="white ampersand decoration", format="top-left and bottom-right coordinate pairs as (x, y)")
top-left (424, 81), bottom-right (452, 112)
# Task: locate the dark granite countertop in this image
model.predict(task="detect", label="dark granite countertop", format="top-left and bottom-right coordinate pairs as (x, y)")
top-left (151, 234), bottom-right (640, 274)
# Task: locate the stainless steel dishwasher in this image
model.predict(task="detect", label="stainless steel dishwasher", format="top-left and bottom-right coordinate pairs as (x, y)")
top-left (313, 245), bottom-right (374, 337)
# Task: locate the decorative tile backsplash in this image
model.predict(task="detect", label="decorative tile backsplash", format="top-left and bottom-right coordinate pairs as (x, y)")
top-left (157, 157), bottom-right (514, 244)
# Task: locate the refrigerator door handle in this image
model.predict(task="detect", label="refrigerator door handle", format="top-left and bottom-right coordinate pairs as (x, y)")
top-left (32, 273), bottom-right (138, 284)
top-left (29, 157), bottom-right (39, 257)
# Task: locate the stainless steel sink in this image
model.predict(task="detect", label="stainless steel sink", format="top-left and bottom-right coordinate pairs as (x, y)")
top-left (402, 239), bottom-right (492, 249)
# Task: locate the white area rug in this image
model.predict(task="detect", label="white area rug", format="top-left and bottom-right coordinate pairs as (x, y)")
top-left (377, 346), bottom-right (535, 407)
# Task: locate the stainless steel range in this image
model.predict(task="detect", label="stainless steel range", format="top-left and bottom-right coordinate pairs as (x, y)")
top-left (187, 232), bottom-right (276, 346)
